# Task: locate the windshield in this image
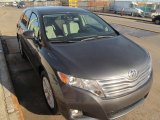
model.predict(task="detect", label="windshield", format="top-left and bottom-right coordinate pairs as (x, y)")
top-left (43, 12), bottom-right (118, 42)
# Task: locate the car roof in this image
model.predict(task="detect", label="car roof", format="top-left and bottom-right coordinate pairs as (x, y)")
top-left (26, 6), bottom-right (89, 15)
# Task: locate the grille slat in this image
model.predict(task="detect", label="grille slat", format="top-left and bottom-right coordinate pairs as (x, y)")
top-left (100, 70), bottom-right (150, 90)
top-left (97, 63), bottom-right (151, 98)
top-left (104, 78), bottom-right (148, 97)
top-left (103, 78), bottom-right (147, 93)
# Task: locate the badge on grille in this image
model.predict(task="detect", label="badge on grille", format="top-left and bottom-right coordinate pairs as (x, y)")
top-left (128, 69), bottom-right (138, 80)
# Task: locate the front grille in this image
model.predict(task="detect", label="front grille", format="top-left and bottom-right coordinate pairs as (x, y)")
top-left (97, 63), bottom-right (151, 99)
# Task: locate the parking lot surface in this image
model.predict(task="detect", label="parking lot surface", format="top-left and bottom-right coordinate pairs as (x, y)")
top-left (111, 24), bottom-right (158, 38)
top-left (100, 15), bottom-right (160, 33)
top-left (0, 7), bottom-right (160, 120)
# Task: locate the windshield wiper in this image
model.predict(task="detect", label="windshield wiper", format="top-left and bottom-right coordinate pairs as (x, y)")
top-left (50, 40), bottom-right (76, 43)
top-left (81, 35), bottom-right (114, 42)
top-left (50, 35), bottom-right (115, 43)
top-left (73, 35), bottom-right (97, 40)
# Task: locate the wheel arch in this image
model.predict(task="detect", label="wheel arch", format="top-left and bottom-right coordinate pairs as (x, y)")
top-left (38, 65), bottom-right (46, 76)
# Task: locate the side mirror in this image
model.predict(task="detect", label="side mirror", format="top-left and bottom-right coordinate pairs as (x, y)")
top-left (23, 30), bottom-right (34, 39)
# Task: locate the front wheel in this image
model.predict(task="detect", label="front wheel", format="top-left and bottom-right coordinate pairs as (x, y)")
top-left (42, 71), bottom-right (58, 114)
top-left (155, 19), bottom-right (160, 25)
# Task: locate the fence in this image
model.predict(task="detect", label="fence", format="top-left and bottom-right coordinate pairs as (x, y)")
top-left (78, 0), bottom-right (110, 12)
top-left (0, 1), bottom-right (61, 7)
top-left (1, 0), bottom-right (160, 14)
top-left (25, 1), bottom-right (61, 7)
top-left (76, 1), bottom-right (160, 13)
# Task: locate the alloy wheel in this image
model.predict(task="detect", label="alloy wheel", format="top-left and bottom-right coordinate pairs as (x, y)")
top-left (42, 77), bottom-right (55, 109)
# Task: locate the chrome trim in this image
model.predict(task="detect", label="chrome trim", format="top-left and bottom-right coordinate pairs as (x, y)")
top-left (97, 62), bottom-right (151, 99)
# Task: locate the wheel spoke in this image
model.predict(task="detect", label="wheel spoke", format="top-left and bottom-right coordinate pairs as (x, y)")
top-left (43, 77), bottom-right (55, 109)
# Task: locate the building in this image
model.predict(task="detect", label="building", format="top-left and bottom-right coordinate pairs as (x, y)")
top-left (0, 0), bottom-right (60, 3)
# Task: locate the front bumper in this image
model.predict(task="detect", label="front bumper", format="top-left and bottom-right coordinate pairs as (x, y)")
top-left (57, 75), bottom-right (152, 120)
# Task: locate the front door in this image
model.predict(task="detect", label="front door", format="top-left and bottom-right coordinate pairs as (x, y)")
top-left (26, 12), bottom-right (41, 68)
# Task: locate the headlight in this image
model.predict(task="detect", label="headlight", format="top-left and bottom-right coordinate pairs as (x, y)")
top-left (57, 72), bottom-right (105, 98)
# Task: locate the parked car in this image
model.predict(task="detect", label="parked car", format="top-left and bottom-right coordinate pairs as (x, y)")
top-left (150, 9), bottom-right (160, 18)
top-left (17, 6), bottom-right (152, 120)
top-left (109, 1), bottom-right (144, 17)
top-left (152, 15), bottom-right (160, 25)
top-left (17, 1), bottom-right (25, 8)
top-left (12, 1), bottom-right (18, 7)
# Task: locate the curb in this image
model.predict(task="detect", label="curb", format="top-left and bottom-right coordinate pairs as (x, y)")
top-left (94, 12), bottom-right (151, 22)
top-left (0, 33), bottom-right (24, 120)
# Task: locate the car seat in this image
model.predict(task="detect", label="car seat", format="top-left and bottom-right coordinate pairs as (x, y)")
top-left (44, 17), bottom-right (56, 39)
top-left (63, 20), bottom-right (80, 36)
top-left (54, 18), bottom-right (65, 36)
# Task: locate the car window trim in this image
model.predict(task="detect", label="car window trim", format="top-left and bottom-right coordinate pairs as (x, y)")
top-left (28, 12), bottom-right (39, 29)
top-left (28, 12), bottom-right (41, 39)
top-left (21, 11), bottom-right (27, 26)
top-left (21, 10), bottom-right (32, 28)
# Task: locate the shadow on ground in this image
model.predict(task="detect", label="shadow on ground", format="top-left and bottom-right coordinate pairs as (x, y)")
top-left (1, 35), bottom-right (53, 115)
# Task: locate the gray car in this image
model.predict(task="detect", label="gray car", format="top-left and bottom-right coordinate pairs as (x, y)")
top-left (17, 6), bottom-right (153, 120)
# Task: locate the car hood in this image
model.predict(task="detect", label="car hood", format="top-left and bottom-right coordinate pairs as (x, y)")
top-left (50, 35), bottom-right (149, 80)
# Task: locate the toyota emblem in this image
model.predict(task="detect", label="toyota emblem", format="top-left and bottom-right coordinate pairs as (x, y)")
top-left (128, 69), bottom-right (138, 80)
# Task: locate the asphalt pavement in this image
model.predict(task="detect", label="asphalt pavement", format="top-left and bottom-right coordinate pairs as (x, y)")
top-left (0, 34), bottom-right (23, 120)
top-left (99, 14), bottom-right (160, 33)
top-left (111, 24), bottom-right (158, 38)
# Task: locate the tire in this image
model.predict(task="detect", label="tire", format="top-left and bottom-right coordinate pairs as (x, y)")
top-left (155, 19), bottom-right (160, 25)
top-left (41, 71), bottom-right (58, 114)
top-left (18, 39), bottom-right (27, 60)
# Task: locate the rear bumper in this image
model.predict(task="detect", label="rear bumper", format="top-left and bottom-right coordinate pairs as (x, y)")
top-left (57, 75), bottom-right (152, 120)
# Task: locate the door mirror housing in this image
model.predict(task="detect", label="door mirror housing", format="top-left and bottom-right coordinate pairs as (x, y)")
top-left (23, 30), bottom-right (34, 39)
top-left (23, 30), bottom-right (41, 47)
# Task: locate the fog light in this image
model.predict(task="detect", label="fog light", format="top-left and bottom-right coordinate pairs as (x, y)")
top-left (70, 109), bottom-right (83, 118)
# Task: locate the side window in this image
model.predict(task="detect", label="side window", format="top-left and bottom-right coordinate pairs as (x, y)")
top-left (21, 10), bottom-right (32, 27)
top-left (28, 13), bottom-right (40, 38)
